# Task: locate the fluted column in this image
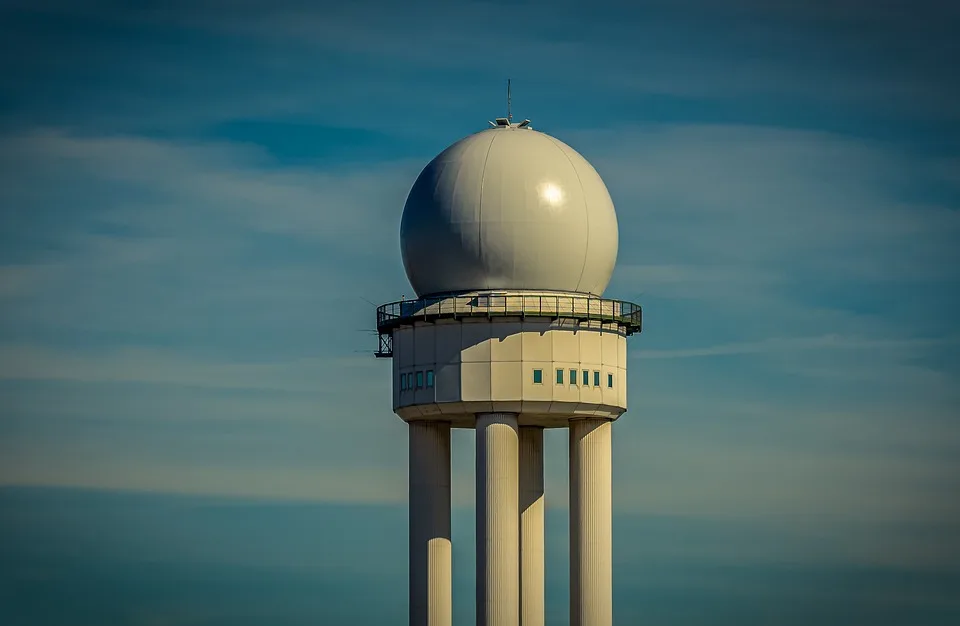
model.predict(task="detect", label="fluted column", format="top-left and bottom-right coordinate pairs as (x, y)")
top-left (476, 412), bottom-right (520, 626)
top-left (409, 421), bottom-right (452, 626)
top-left (519, 427), bottom-right (545, 626)
top-left (570, 418), bottom-right (613, 626)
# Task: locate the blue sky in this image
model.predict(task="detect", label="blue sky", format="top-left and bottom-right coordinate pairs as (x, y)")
top-left (0, 1), bottom-right (958, 624)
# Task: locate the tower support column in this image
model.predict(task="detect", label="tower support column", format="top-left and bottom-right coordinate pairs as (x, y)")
top-left (519, 427), bottom-right (545, 626)
top-left (409, 421), bottom-right (452, 626)
top-left (569, 418), bottom-right (613, 626)
top-left (476, 412), bottom-right (520, 626)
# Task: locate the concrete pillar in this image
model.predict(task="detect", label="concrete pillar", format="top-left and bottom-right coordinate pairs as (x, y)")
top-left (569, 418), bottom-right (613, 626)
top-left (409, 421), bottom-right (452, 626)
top-left (476, 412), bottom-right (520, 626)
top-left (519, 427), bottom-right (545, 626)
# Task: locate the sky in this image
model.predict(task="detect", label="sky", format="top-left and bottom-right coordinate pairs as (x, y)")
top-left (0, 0), bottom-right (958, 624)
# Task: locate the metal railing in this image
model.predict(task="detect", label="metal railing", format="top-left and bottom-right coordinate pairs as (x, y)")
top-left (376, 293), bottom-right (642, 336)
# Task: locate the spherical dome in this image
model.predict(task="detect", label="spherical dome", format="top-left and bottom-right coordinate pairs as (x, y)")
top-left (400, 125), bottom-right (619, 297)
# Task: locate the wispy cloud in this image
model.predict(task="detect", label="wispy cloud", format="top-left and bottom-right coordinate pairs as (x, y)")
top-left (0, 130), bottom-right (413, 354)
top-left (633, 333), bottom-right (959, 359)
top-left (0, 343), bottom-right (382, 391)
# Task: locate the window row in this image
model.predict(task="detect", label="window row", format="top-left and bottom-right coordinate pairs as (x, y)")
top-left (402, 368), bottom-right (614, 391)
top-left (400, 369), bottom-right (434, 391)
top-left (533, 368), bottom-right (614, 388)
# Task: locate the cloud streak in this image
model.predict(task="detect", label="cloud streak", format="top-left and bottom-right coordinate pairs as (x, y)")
top-left (634, 333), bottom-right (959, 359)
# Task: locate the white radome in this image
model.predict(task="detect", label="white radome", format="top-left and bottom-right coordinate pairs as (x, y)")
top-left (400, 125), bottom-right (619, 297)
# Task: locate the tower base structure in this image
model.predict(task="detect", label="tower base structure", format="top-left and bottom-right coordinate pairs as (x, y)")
top-left (570, 418), bottom-right (613, 626)
top-left (379, 290), bottom-right (641, 626)
top-left (409, 422), bottom-right (452, 626)
top-left (476, 413), bottom-right (520, 626)
top-left (519, 427), bottom-right (545, 626)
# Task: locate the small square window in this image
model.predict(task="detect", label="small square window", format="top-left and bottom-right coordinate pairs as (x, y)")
top-left (416, 371), bottom-right (424, 389)
top-left (607, 373), bottom-right (614, 388)
top-left (582, 370), bottom-right (589, 386)
top-left (556, 368), bottom-right (564, 384)
top-left (533, 369), bottom-right (543, 384)
top-left (426, 370), bottom-right (434, 388)
top-left (594, 371), bottom-right (600, 387)
top-left (570, 369), bottom-right (578, 385)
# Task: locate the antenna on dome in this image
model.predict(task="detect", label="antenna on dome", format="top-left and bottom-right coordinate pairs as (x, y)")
top-left (507, 78), bottom-right (512, 122)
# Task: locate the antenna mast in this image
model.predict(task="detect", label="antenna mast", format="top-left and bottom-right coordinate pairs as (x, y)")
top-left (507, 78), bottom-right (512, 122)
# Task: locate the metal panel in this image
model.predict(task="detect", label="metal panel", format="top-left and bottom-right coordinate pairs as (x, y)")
top-left (397, 327), bottom-right (415, 368)
top-left (490, 360), bottom-right (523, 401)
top-left (414, 324), bottom-right (437, 367)
top-left (579, 330), bottom-right (602, 366)
top-left (520, 361), bottom-right (553, 402)
top-left (490, 321), bottom-right (523, 362)
top-left (435, 362), bottom-right (461, 404)
top-left (520, 324), bottom-right (553, 362)
top-left (461, 322), bottom-right (492, 363)
top-left (461, 361), bottom-right (492, 401)
top-left (434, 322), bottom-right (463, 366)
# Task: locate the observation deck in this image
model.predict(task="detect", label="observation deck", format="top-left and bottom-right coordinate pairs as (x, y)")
top-left (375, 292), bottom-right (642, 357)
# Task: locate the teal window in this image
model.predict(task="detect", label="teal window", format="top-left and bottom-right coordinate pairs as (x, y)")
top-left (556, 368), bottom-right (564, 384)
top-left (416, 371), bottom-right (424, 389)
top-left (426, 370), bottom-right (434, 388)
top-left (400, 373), bottom-right (407, 390)
top-left (594, 371), bottom-right (600, 387)
top-left (570, 369), bottom-right (578, 385)
top-left (607, 373), bottom-right (614, 388)
top-left (533, 369), bottom-right (543, 384)
top-left (582, 370), bottom-right (589, 386)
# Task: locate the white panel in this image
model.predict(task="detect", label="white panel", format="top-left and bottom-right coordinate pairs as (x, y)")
top-left (552, 329), bottom-right (580, 362)
top-left (461, 321), bottom-right (492, 363)
top-left (601, 369), bottom-right (616, 407)
top-left (414, 325), bottom-right (436, 367)
top-left (521, 325), bottom-right (553, 362)
top-left (461, 362), bottom-right (492, 401)
top-left (491, 360), bottom-right (522, 401)
top-left (617, 336), bottom-right (627, 369)
top-left (392, 354), bottom-right (400, 409)
top-left (415, 369), bottom-right (435, 406)
top-left (618, 367), bottom-right (628, 409)
top-left (434, 322), bottom-right (463, 366)
top-left (397, 327), bottom-right (415, 368)
top-left (600, 332), bottom-right (618, 369)
top-left (553, 361), bottom-right (579, 404)
top-left (521, 361), bottom-right (552, 402)
top-left (580, 368), bottom-right (602, 406)
top-left (490, 322), bottom-right (523, 362)
top-left (435, 362), bottom-right (461, 403)
top-left (579, 331), bottom-right (602, 366)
